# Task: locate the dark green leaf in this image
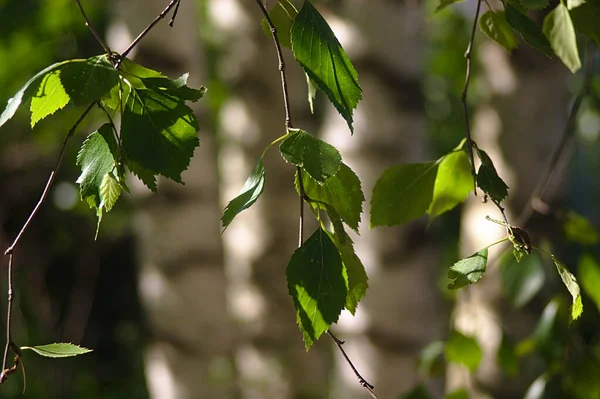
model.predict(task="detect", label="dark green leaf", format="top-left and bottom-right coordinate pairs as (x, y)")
top-left (448, 248), bottom-right (488, 289)
top-left (476, 149), bottom-right (509, 202)
top-left (222, 159), bottom-right (266, 229)
top-left (280, 128), bottom-right (341, 183)
top-left (500, 251), bottom-right (544, 307)
top-left (543, 3), bottom-right (581, 73)
top-left (532, 299), bottom-right (562, 352)
top-left (506, 5), bottom-right (554, 57)
top-left (300, 162), bottom-right (364, 232)
top-left (518, 0), bottom-right (549, 10)
top-left (418, 341), bottom-right (445, 377)
top-left (551, 255), bottom-right (583, 321)
top-left (291, 1), bottom-right (361, 132)
top-left (444, 390), bottom-right (469, 399)
top-left (370, 162), bottom-right (438, 228)
top-left (479, 11), bottom-right (520, 52)
top-left (578, 253), bottom-right (600, 313)
top-left (567, 354), bottom-right (600, 399)
top-left (127, 159), bottom-right (158, 192)
top-left (76, 124), bottom-right (118, 210)
top-left (287, 227), bottom-right (347, 349)
top-left (60, 55), bottom-right (119, 106)
top-left (428, 148), bottom-right (473, 221)
top-left (563, 210), bottom-right (599, 246)
top-left (21, 343), bottom-right (92, 358)
top-left (138, 73), bottom-right (207, 103)
top-left (570, 2), bottom-right (600, 45)
top-left (327, 231), bottom-right (368, 315)
top-left (445, 330), bottom-right (482, 371)
top-left (262, 0), bottom-right (298, 49)
top-left (435, 0), bottom-right (465, 13)
top-left (498, 334), bottom-right (519, 376)
top-left (121, 85), bottom-right (200, 182)
top-left (399, 384), bottom-right (432, 399)
top-left (0, 59), bottom-right (71, 128)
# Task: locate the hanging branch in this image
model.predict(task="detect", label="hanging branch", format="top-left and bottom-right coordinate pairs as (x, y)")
top-left (461, 0), bottom-right (483, 195)
top-left (256, 1), bottom-right (377, 396)
top-left (518, 41), bottom-right (596, 226)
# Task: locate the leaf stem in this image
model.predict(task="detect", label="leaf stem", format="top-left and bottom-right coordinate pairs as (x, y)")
top-left (327, 331), bottom-right (379, 399)
top-left (462, 0), bottom-right (483, 195)
top-left (116, 0), bottom-right (181, 68)
top-left (73, 0), bottom-right (112, 55)
top-left (517, 40), bottom-right (596, 226)
top-left (261, 132), bottom-right (291, 159)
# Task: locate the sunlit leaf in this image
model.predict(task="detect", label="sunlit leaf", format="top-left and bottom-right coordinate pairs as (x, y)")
top-left (370, 162), bottom-right (438, 228)
top-left (30, 69), bottom-right (70, 127)
top-left (21, 343), bottom-right (92, 358)
top-left (543, 3), bottom-right (581, 73)
top-left (479, 11), bottom-right (520, 52)
top-left (222, 158), bottom-right (266, 229)
top-left (280, 128), bottom-right (341, 183)
top-left (445, 330), bottom-right (482, 371)
top-left (287, 227), bottom-right (347, 349)
top-left (428, 148), bottom-right (473, 221)
top-left (448, 248), bottom-right (488, 289)
top-left (551, 255), bottom-right (583, 321)
top-left (99, 172), bottom-right (120, 213)
top-left (506, 5), bottom-right (553, 57)
top-left (291, 1), bottom-right (361, 132)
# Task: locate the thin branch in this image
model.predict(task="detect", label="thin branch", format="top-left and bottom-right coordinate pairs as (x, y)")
top-left (518, 41), bottom-right (596, 226)
top-left (4, 103), bottom-right (95, 256)
top-left (255, 0), bottom-right (293, 129)
top-left (297, 167), bottom-right (305, 245)
top-left (74, 0), bottom-right (112, 55)
top-left (462, 0), bottom-right (483, 195)
top-left (116, 0), bottom-right (181, 67)
top-left (327, 331), bottom-right (379, 399)
top-left (0, 253), bottom-right (14, 383)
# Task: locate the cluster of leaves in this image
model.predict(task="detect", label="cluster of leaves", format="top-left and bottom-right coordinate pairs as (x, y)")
top-left (439, 0), bottom-right (600, 73)
top-left (0, 55), bottom-right (206, 236)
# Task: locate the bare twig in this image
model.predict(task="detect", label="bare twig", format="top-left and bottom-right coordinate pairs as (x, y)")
top-left (117, 0), bottom-right (181, 67)
top-left (0, 253), bottom-right (14, 383)
top-left (327, 331), bottom-right (379, 399)
top-left (518, 41), bottom-right (596, 226)
top-left (74, 0), bottom-right (112, 55)
top-left (4, 103), bottom-right (95, 256)
top-left (462, 0), bottom-right (483, 195)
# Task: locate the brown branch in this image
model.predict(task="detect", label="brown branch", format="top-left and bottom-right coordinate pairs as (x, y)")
top-left (74, 0), bottom-right (112, 55)
top-left (461, 0), bottom-right (483, 195)
top-left (327, 331), bottom-right (379, 399)
top-left (517, 41), bottom-right (596, 226)
top-left (116, 0), bottom-right (181, 67)
top-left (0, 253), bottom-right (14, 383)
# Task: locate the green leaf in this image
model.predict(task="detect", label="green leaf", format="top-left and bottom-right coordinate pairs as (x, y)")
top-left (570, 2), bottom-right (600, 45)
top-left (370, 162), bottom-right (438, 228)
top-left (578, 253), bottom-right (600, 313)
top-left (563, 210), bottom-right (599, 246)
top-left (399, 384), bottom-right (432, 399)
top-left (505, 5), bottom-right (554, 57)
top-left (500, 250), bottom-right (545, 307)
top-left (21, 343), bottom-right (92, 358)
top-left (435, 0), bottom-right (465, 13)
top-left (0, 59), bottom-right (72, 128)
top-left (551, 255), bottom-right (583, 321)
top-left (30, 69), bottom-right (70, 127)
top-left (138, 73), bottom-right (207, 103)
top-left (99, 172), bottom-right (120, 213)
top-left (287, 227), bottom-right (347, 349)
top-left (306, 73), bottom-right (318, 114)
top-left (448, 248), bottom-right (488, 289)
top-left (479, 11), bottom-right (520, 52)
top-left (279, 128), bottom-right (341, 183)
top-left (127, 159), bottom-right (158, 192)
top-left (517, 0), bottom-right (549, 11)
top-left (567, 0), bottom-right (586, 10)
top-left (60, 55), bottom-right (119, 106)
top-left (476, 149), bottom-right (509, 203)
top-left (327, 231), bottom-right (368, 315)
top-left (418, 341), bottom-right (445, 377)
top-left (76, 124), bottom-right (118, 210)
top-left (428, 148), bottom-right (473, 221)
top-left (445, 330), bottom-right (482, 371)
top-left (300, 163), bottom-right (364, 232)
top-left (291, 1), bottom-right (361, 132)
top-left (444, 390), bottom-right (469, 399)
top-left (498, 334), bottom-right (519, 376)
top-left (262, 0), bottom-right (298, 49)
top-left (543, 3), bottom-right (581, 73)
top-left (532, 299), bottom-right (562, 352)
top-left (222, 159), bottom-right (266, 229)
top-left (121, 83), bottom-right (200, 182)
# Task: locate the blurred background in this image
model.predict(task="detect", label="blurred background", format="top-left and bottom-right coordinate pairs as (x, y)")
top-left (0, 0), bottom-right (599, 398)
